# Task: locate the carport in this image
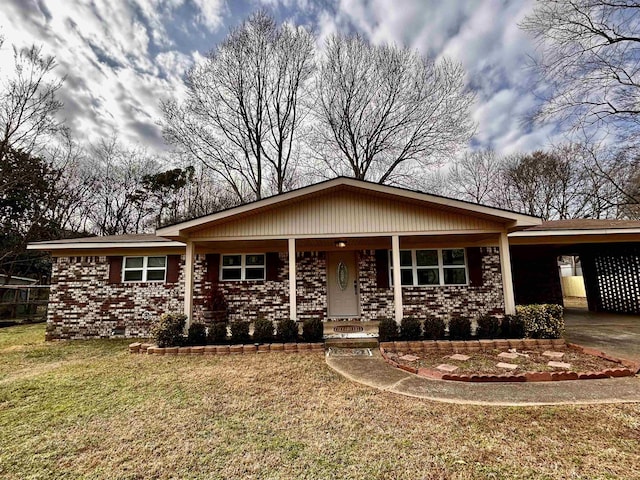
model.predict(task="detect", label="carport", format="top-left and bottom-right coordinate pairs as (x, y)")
top-left (508, 220), bottom-right (640, 315)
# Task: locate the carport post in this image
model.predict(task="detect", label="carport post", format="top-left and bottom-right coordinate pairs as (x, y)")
top-left (499, 231), bottom-right (516, 315)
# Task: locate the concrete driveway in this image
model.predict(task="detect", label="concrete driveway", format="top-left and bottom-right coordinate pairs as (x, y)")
top-left (564, 308), bottom-right (640, 361)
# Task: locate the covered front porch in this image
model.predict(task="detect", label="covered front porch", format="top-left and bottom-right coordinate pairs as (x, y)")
top-left (177, 232), bottom-right (518, 328)
top-left (156, 178), bottom-right (540, 327)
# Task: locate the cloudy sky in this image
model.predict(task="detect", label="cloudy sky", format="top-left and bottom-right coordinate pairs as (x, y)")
top-left (0, 0), bottom-right (562, 157)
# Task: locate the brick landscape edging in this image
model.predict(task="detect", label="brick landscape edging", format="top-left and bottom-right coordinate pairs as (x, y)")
top-left (378, 339), bottom-right (640, 382)
top-left (128, 342), bottom-right (325, 355)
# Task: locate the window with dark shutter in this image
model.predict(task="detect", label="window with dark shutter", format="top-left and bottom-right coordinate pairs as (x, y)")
top-left (375, 250), bottom-right (390, 288)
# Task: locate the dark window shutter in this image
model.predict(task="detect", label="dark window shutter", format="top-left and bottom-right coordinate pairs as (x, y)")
top-left (107, 256), bottom-right (123, 284)
top-left (467, 247), bottom-right (483, 287)
top-left (266, 252), bottom-right (280, 281)
top-left (206, 254), bottom-right (220, 284)
top-left (166, 255), bottom-right (181, 283)
top-left (375, 250), bottom-right (390, 289)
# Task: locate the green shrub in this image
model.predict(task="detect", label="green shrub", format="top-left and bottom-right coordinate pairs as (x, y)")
top-left (230, 320), bottom-right (250, 344)
top-left (448, 315), bottom-right (471, 340)
top-left (187, 322), bottom-right (207, 346)
top-left (516, 304), bottom-right (564, 339)
top-left (151, 312), bottom-right (186, 347)
top-left (501, 314), bottom-right (525, 339)
top-left (302, 317), bottom-right (324, 342)
top-left (423, 315), bottom-right (446, 340)
top-left (400, 316), bottom-right (422, 340)
top-left (276, 318), bottom-right (299, 342)
top-left (207, 322), bottom-right (228, 345)
top-left (252, 317), bottom-right (274, 344)
top-left (476, 314), bottom-right (501, 339)
top-left (377, 318), bottom-right (399, 342)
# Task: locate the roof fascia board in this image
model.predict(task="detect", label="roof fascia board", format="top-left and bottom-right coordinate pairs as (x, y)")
top-left (27, 241), bottom-right (186, 250)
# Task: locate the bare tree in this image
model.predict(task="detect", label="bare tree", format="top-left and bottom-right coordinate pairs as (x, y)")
top-left (84, 137), bottom-right (161, 235)
top-left (521, 0), bottom-right (640, 141)
top-left (447, 149), bottom-right (502, 204)
top-left (578, 141), bottom-right (640, 218)
top-left (312, 34), bottom-right (475, 185)
top-left (162, 11), bottom-right (314, 202)
top-left (0, 39), bottom-right (64, 162)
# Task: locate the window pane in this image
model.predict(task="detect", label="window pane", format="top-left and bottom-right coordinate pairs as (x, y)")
top-left (400, 269), bottom-right (414, 286)
top-left (399, 250), bottom-right (413, 266)
top-left (417, 268), bottom-right (439, 285)
top-left (245, 267), bottom-right (265, 280)
top-left (147, 270), bottom-right (165, 281)
top-left (124, 270), bottom-right (143, 281)
top-left (125, 257), bottom-right (143, 268)
top-left (444, 268), bottom-right (466, 284)
top-left (221, 268), bottom-right (242, 280)
top-left (147, 256), bottom-right (166, 268)
top-left (222, 255), bottom-right (242, 267)
top-left (246, 254), bottom-right (265, 266)
top-left (416, 250), bottom-right (438, 266)
top-left (443, 249), bottom-right (465, 266)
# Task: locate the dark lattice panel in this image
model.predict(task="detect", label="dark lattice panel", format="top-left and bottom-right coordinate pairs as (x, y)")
top-left (594, 252), bottom-right (640, 314)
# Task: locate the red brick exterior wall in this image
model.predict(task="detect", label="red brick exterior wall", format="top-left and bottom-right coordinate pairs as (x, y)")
top-left (47, 247), bottom-right (505, 339)
top-left (358, 247), bottom-right (505, 321)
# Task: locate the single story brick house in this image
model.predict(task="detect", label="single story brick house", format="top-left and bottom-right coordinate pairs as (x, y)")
top-left (29, 178), bottom-right (550, 340)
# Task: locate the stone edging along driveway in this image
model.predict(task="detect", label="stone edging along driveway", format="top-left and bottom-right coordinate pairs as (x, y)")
top-left (378, 339), bottom-right (640, 383)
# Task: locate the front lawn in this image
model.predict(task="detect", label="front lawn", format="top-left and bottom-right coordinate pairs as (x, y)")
top-left (1, 324), bottom-right (639, 479)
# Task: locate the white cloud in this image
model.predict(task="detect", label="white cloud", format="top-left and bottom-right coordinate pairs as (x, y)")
top-left (0, 0), bottom-right (570, 157)
top-left (192, 0), bottom-right (225, 32)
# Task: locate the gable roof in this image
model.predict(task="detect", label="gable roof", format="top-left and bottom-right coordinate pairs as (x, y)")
top-left (157, 177), bottom-right (541, 238)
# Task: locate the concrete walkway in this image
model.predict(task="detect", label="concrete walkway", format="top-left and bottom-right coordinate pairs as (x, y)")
top-left (326, 351), bottom-right (640, 406)
top-left (326, 309), bottom-right (640, 406)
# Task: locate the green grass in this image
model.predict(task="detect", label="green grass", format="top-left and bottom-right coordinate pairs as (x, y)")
top-left (1, 324), bottom-right (640, 479)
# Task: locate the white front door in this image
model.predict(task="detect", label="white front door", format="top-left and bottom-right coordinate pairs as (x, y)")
top-left (327, 251), bottom-right (359, 318)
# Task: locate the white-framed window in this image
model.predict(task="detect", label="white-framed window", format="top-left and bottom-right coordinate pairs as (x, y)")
top-left (220, 253), bottom-right (266, 281)
top-left (122, 256), bottom-right (167, 282)
top-left (389, 249), bottom-right (467, 286)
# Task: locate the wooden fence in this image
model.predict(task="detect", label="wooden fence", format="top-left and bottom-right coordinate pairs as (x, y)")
top-left (0, 285), bottom-right (50, 321)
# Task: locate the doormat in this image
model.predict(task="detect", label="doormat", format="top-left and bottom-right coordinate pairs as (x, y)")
top-left (326, 347), bottom-right (372, 357)
top-left (333, 325), bottom-right (364, 333)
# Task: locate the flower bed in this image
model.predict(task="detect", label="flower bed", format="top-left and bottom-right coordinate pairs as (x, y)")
top-left (379, 340), bottom-right (639, 382)
top-left (129, 342), bottom-right (325, 355)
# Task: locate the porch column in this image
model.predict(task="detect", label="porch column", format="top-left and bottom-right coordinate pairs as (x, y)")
top-left (391, 235), bottom-right (403, 323)
top-left (184, 240), bottom-right (195, 328)
top-left (288, 238), bottom-right (297, 320)
top-left (499, 231), bottom-right (516, 315)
